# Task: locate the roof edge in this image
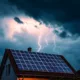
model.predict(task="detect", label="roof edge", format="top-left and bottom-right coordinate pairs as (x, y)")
top-left (0, 49), bottom-right (19, 79)
top-left (61, 55), bottom-right (76, 73)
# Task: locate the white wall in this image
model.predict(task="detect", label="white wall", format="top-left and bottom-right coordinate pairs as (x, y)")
top-left (1, 58), bottom-right (17, 80)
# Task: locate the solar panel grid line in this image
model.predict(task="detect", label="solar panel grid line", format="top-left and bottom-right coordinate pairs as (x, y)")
top-left (13, 50), bottom-right (42, 71)
top-left (32, 53), bottom-right (43, 71)
top-left (11, 51), bottom-right (17, 58)
top-left (57, 60), bottom-right (62, 63)
top-left (31, 64), bottom-right (37, 71)
top-left (12, 51), bottom-right (24, 70)
top-left (62, 64), bottom-right (67, 69)
top-left (56, 67), bottom-right (61, 72)
top-left (41, 54), bottom-right (56, 72)
top-left (45, 56), bottom-right (57, 72)
top-left (17, 63), bottom-right (22, 69)
top-left (19, 51), bottom-right (29, 70)
top-left (47, 56), bottom-right (67, 72)
top-left (60, 59), bottom-right (65, 63)
top-left (42, 53), bottom-right (50, 62)
top-left (56, 67), bottom-right (60, 72)
top-left (16, 51), bottom-right (26, 70)
top-left (31, 55), bottom-right (38, 61)
top-left (25, 53), bottom-right (36, 71)
top-left (15, 59), bottom-right (20, 63)
top-left (42, 56), bottom-right (51, 71)
top-left (64, 68), bottom-right (69, 73)
top-left (63, 64), bottom-right (69, 70)
top-left (27, 52), bottom-right (39, 71)
top-left (10, 49), bottom-right (73, 73)
top-left (63, 67), bottom-right (69, 73)
top-left (58, 67), bottom-right (65, 73)
top-left (37, 57), bottom-right (43, 71)
top-left (34, 61), bottom-right (43, 71)
top-left (15, 52), bottom-right (24, 70)
top-left (50, 58), bottom-right (54, 62)
top-left (25, 64), bottom-right (32, 70)
top-left (60, 67), bottom-right (65, 72)
top-left (35, 62), bottom-right (44, 71)
top-left (64, 67), bottom-right (70, 73)
top-left (39, 54), bottom-right (52, 72)
top-left (58, 64), bottom-right (66, 73)
top-left (33, 52), bottom-right (46, 72)
top-left (30, 53), bottom-right (37, 59)
top-left (49, 66), bottom-right (55, 72)
top-left (57, 59), bottom-right (62, 63)
top-left (35, 52), bottom-right (48, 72)
top-left (66, 67), bottom-right (72, 73)
top-left (55, 57), bottom-right (67, 73)
top-left (44, 60), bottom-right (55, 72)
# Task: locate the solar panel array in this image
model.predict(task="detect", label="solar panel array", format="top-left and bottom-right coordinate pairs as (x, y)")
top-left (11, 49), bottom-right (73, 73)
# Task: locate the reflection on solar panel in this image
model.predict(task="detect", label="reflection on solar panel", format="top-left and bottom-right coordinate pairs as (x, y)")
top-left (10, 49), bottom-right (73, 73)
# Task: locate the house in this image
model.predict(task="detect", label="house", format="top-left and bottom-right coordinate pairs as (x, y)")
top-left (0, 48), bottom-right (76, 80)
top-left (76, 70), bottom-right (80, 80)
top-left (76, 70), bottom-right (80, 74)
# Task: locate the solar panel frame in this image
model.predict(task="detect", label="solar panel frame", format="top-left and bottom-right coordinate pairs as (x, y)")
top-left (11, 49), bottom-right (73, 74)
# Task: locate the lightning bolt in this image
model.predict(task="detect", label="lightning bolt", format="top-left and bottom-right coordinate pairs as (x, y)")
top-left (44, 26), bottom-right (56, 51)
top-left (24, 21), bottom-right (57, 52)
top-left (37, 24), bottom-right (57, 52)
top-left (51, 29), bottom-right (56, 51)
top-left (37, 34), bottom-right (42, 52)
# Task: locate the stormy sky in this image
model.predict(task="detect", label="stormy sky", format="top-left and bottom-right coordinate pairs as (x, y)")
top-left (0, 0), bottom-right (80, 71)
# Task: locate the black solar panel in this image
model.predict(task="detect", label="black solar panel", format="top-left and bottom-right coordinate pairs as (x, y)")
top-left (10, 49), bottom-right (73, 73)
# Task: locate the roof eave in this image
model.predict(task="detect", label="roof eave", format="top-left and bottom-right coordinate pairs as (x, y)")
top-left (16, 70), bottom-right (75, 78)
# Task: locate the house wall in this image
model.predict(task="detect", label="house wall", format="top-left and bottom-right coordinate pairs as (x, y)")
top-left (1, 58), bottom-right (17, 80)
top-left (17, 78), bottom-right (49, 80)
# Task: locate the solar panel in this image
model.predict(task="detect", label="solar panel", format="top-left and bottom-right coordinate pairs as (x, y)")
top-left (11, 49), bottom-right (73, 73)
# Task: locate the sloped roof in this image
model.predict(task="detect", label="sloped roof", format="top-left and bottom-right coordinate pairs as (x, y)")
top-left (0, 49), bottom-right (75, 78)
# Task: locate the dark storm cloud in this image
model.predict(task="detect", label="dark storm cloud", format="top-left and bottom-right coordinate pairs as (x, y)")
top-left (63, 21), bottom-right (80, 35)
top-left (14, 17), bottom-right (24, 24)
top-left (0, 0), bottom-right (21, 17)
top-left (8, 0), bottom-right (80, 36)
top-left (8, 0), bottom-right (80, 21)
top-left (59, 31), bottom-right (67, 38)
top-left (8, 0), bottom-right (67, 22)
top-left (54, 30), bottom-right (69, 38)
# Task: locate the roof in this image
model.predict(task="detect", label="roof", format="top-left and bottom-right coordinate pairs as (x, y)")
top-left (0, 49), bottom-right (75, 78)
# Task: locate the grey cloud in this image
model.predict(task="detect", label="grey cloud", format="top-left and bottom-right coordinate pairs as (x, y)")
top-left (0, 0), bottom-right (21, 17)
top-left (7, 0), bottom-right (80, 36)
top-left (0, 0), bottom-right (80, 36)
top-left (59, 31), bottom-right (67, 38)
top-left (14, 17), bottom-right (24, 24)
top-left (63, 21), bottom-right (80, 36)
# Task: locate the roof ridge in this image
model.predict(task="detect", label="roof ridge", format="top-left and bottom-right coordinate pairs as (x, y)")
top-left (8, 48), bottom-right (61, 56)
